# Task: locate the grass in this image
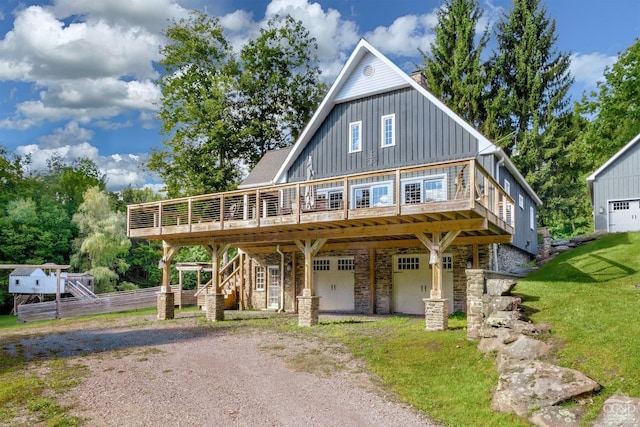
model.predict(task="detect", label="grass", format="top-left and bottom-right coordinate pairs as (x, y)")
top-left (515, 231), bottom-right (640, 422)
top-left (1, 233), bottom-right (638, 425)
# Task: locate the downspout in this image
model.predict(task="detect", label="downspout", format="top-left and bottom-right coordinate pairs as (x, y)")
top-left (493, 153), bottom-right (506, 272)
top-left (276, 245), bottom-right (285, 312)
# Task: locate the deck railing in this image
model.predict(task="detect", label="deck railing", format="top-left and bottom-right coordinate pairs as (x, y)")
top-left (127, 159), bottom-right (514, 237)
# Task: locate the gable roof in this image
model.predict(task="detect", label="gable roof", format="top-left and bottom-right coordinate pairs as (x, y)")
top-left (10, 268), bottom-right (44, 277)
top-left (587, 132), bottom-right (640, 183)
top-left (239, 146), bottom-right (294, 189)
top-left (271, 39), bottom-right (541, 205)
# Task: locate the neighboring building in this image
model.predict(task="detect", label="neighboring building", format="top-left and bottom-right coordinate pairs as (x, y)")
top-left (127, 40), bottom-right (541, 328)
top-left (9, 268), bottom-right (66, 294)
top-left (587, 133), bottom-right (640, 233)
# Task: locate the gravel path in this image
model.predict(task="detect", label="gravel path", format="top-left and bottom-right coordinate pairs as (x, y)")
top-left (13, 314), bottom-right (439, 427)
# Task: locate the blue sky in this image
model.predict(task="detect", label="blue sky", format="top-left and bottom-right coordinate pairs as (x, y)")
top-left (0, 0), bottom-right (638, 191)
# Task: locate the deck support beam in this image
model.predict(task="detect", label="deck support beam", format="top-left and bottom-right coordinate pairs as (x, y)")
top-left (158, 241), bottom-right (180, 320)
top-left (295, 239), bottom-right (326, 327)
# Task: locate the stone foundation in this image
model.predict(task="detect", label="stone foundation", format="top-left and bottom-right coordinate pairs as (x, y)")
top-left (205, 293), bottom-right (225, 321)
top-left (424, 298), bottom-right (448, 331)
top-left (297, 289), bottom-right (320, 327)
top-left (157, 291), bottom-right (175, 320)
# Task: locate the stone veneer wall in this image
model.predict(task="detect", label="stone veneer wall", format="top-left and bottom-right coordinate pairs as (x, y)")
top-left (245, 253), bottom-right (295, 311)
top-left (493, 244), bottom-right (533, 273)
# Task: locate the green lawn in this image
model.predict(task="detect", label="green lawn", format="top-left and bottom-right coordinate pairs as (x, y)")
top-left (515, 231), bottom-right (640, 421)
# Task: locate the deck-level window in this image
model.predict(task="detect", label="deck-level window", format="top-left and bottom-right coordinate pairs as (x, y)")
top-left (349, 121), bottom-right (362, 153)
top-left (402, 175), bottom-right (447, 204)
top-left (352, 182), bottom-right (393, 209)
top-left (381, 114), bottom-right (395, 148)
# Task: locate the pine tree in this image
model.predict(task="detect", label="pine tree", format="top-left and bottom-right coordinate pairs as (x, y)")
top-left (420, 0), bottom-right (489, 128)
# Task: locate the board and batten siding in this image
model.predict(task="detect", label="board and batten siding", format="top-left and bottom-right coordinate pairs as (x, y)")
top-left (499, 166), bottom-right (538, 255)
top-left (592, 139), bottom-right (640, 231)
top-left (287, 87), bottom-right (479, 181)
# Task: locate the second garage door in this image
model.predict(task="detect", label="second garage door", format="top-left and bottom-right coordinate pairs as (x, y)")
top-left (313, 257), bottom-right (355, 312)
top-left (392, 254), bottom-right (454, 314)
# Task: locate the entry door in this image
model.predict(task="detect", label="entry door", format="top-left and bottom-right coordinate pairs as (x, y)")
top-left (313, 258), bottom-right (355, 311)
top-left (267, 266), bottom-right (280, 309)
top-left (609, 200), bottom-right (640, 232)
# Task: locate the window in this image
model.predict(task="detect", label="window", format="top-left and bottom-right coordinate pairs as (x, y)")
top-left (352, 182), bottom-right (393, 208)
top-left (504, 179), bottom-right (511, 195)
top-left (397, 256), bottom-right (420, 270)
top-left (443, 255), bottom-right (453, 270)
top-left (35, 280), bottom-right (40, 286)
top-left (349, 121), bottom-right (362, 153)
top-left (613, 201), bottom-right (630, 210)
top-left (337, 258), bottom-right (354, 271)
top-left (519, 194), bottom-right (524, 209)
top-left (381, 114), bottom-right (395, 147)
top-left (14, 279), bottom-right (19, 285)
top-left (328, 191), bottom-right (343, 210)
top-left (530, 206), bottom-right (535, 230)
top-left (255, 266), bottom-right (265, 291)
top-left (402, 175), bottom-right (447, 204)
top-left (314, 259), bottom-right (330, 271)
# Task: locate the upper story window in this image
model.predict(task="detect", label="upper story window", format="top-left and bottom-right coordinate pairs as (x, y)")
top-left (530, 206), bottom-right (535, 230)
top-left (349, 121), bottom-right (362, 153)
top-left (381, 114), bottom-right (395, 148)
top-left (504, 179), bottom-right (511, 195)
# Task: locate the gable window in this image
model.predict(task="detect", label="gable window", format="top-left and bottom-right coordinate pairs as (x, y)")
top-left (255, 266), bottom-right (265, 291)
top-left (381, 114), bottom-right (395, 148)
top-left (352, 182), bottom-right (393, 209)
top-left (402, 175), bottom-right (447, 204)
top-left (349, 121), bottom-right (362, 153)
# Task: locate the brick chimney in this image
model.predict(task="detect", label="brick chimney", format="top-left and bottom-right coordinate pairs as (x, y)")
top-left (410, 70), bottom-right (427, 89)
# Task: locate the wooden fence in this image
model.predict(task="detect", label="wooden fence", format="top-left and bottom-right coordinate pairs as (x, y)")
top-left (17, 286), bottom-right (195, 322)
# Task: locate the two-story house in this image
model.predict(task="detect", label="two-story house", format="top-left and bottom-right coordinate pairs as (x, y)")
top-left (127, 39), bottom-right (541, 330)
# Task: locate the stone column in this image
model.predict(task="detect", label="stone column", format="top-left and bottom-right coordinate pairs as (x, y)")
top-left (466, 269), bottom-right (485, 340)
top-left (424, 298), bottom-right (448, 331)
top-left (297, 288), bottom-right (320, 327)
top-left (157, 291), bottom-right (175, 320)
top-left (205, 292), bottom-right (225, 321)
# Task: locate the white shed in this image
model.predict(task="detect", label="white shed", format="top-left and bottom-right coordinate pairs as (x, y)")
top-left (9, 268), bottom-right (66, 294)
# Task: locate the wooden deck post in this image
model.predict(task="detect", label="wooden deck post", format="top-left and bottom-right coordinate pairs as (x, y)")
top-left (204, 242), bottom-right (229, 321)
top-left (295, 239), bottom-right (326, 327)
top-left (158, 241), bottom-right (180, 320)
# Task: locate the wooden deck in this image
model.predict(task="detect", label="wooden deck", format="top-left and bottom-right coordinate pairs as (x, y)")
top-left (127, 159), bottom-right (515, 250)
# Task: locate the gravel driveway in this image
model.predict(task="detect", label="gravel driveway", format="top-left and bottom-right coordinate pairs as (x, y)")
top-left (12, 313), bottom-right (439, 426)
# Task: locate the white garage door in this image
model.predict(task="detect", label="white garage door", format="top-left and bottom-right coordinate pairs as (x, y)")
top-left (313, 257), bottom-right (355, 312)
top-left (609, 200), bottom-right (640, 233)
top-left (392, 254), bottom-right (454, 314)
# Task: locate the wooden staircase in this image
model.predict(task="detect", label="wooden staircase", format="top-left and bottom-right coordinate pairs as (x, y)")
top-left (65, 280), bottom-right (98, 300)
top-left (194, 253), bottom-right (243, 310)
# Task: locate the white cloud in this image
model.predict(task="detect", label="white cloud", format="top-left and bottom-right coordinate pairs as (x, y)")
top-left (37, 121), bottom-right (94, 148)
top-left (364, 13), bottom-right (438, 57)
top-left (571, 52), bottom-right (616, 87)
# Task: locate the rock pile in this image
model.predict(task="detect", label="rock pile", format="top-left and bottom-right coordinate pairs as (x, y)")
top-left (477, 276), bottom-right (601, 426)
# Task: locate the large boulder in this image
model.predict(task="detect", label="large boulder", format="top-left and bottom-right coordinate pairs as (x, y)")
top-left (484, 310), bottom-right (525, 328)
top-left (593, 394), bottom-right (640, 427)
top-left (482, 295), bottom-right (522, 317)
top-left (492, 361), bottom-right (600, 417)
top-left (486, 278), bottom-right (516, 296)
top-left (496, 335), bottom-right (553, 372)
top-left (528, 406), bottom-right (586, 427)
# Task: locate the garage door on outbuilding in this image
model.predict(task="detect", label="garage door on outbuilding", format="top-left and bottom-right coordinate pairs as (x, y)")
top-left (609, 199), bottom-right (640, 233)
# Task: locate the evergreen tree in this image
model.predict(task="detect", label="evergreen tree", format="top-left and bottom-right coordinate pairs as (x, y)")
top-left (420, 0), bottom-right (489, 128)
top-left (489, 0), bottom-right (574, 231)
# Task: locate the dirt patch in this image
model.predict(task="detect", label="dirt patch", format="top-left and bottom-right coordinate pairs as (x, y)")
top-left (10, 313), bottom-right (439, 426)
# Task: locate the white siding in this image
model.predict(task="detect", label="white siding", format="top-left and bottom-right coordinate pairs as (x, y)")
top-left (335, 53), bottom-right (408, 103)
